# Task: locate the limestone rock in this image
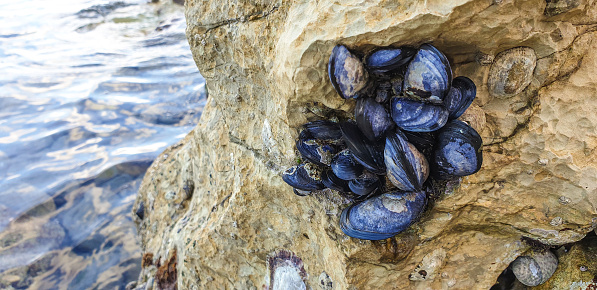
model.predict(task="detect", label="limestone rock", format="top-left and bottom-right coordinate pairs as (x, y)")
top-left (133, 0), bottom-right (597, 288)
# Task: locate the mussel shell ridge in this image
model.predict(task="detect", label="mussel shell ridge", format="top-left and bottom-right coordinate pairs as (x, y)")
top-left (340, 190), bottom-right (427, 240)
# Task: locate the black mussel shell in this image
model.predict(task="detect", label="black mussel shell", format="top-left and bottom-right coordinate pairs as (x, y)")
top-left (296, 133), bottom-right (337, 167)
top-left (321, 169), bottom-right (351, 193)
top-left (303, 120), bottom-right (343, 142)
top-left (432, 120), bottom-right (483, 179)
top-left (401, 130), bottom-right (436, 154)
top-left (340, 190), bottom-right (427, 240)
top-left (403, 44), bottom-right (452, 103)
top-left (365, 47), bottom-right (416, 76)
top-left (444, 76), bottom-right (476, 120)
top-left (328, 45), bottom-right (369, 99)
top-left (355, 97), bottom-right (395, 141)
top-left (390, 97), bottom-right (449, 132)
top-left (331, 149), bottom-right (364, 181)
top-left (348, 172), bottom-right (380, 196)
top-left (384, 130), bottom-right (429, 192)
top-left (282, 163), bottom-right (324, 191)
top-left (340, 121), bottom-right (386, 175)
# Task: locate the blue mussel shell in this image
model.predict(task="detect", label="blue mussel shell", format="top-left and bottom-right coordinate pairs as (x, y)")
top-left (340, 121), bottom-right (386, 175)
top-left (282, 163), bottom-right (324, 191)
top-left (340, 190), bottom-right (427, 240)
top-left (444, 76), bottom-right (476, 120)
top-left (296, 131), bottom-right (337, 167)
top-left (355, 97), bottom-right (394, 141)
top-left (384, 130), bottom-right (429, 192)
top-left (303, 120), bottom-right (343, 143)
top-left (365, 47), bottom-right (416, 76)
top-left (432, 120), bottom-right (483, 179)
top-left (348, 172), bottom-right (380, 196)
top-left (328, 45), bottom-right (369, 99)
top-left (331, 149), bottom-right (363, 181)
top-left (390, 97), bottom-right (449, 132)
top-left (403, 44), bottom-right (452, 102)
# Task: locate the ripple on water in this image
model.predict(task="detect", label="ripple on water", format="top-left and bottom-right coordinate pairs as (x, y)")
top-left (0, 0), bottom-right (205, 288)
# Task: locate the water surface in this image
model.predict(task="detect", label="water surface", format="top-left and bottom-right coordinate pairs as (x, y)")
top-left (0, 0), bottom-right (205, 288)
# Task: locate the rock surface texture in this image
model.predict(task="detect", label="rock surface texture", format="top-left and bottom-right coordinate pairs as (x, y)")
top-left (133, 0), bottom-right (597, 288)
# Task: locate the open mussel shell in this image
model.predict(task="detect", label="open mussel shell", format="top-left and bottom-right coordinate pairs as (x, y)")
top-left (365, 47), bottom-right (416, 76)
top-left (340, 121), bottom-right (386, 175)
top-left (340, 190), bottom-right (427, 240)
top-left (384, 130), bottom-right (429, 192)
top-left (328, 45), bottom-right (369, 99)
top-left (331, 149), bottom-right (364, 181)
top-left (403, 44), bottom-right (452, 102)
top-left (390, 97), bottom-right (449, 132)
top-left (348, 172), bottom-right (380, 196)
top-left (321, 169), bottom-right (351, 193)
top-left (282, 163), bottom-right (324, 191)
top-left (296, 131), bottom-right (337, 167)
top-left (303, 120), bottom-right (343, 143)
top-left (444, 76), bottom-right (476, 120)
top-left (432, 120), bottom-right (483, 179)
top-left (355, 97), bottom-right (394, 141)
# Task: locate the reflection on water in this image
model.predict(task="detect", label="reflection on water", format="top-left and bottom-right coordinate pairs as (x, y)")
top-left (0, 0), bottom-right (205, 288)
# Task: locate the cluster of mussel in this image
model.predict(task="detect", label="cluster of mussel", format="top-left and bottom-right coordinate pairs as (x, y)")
top-left (283, 43), bottom-right (483, 240)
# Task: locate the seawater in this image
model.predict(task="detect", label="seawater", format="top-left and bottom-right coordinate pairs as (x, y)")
top-left (0, 0), bottom-right (205, 288)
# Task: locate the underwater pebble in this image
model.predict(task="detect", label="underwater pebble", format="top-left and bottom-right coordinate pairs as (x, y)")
top-left (488, 47), bottom-right (536, 98)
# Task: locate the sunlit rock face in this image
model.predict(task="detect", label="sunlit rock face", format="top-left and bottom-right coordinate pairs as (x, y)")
top-left (132, 0), bottom-right (597, 289)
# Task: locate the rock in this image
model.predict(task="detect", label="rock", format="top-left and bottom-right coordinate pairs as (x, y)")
top-left (533, 234), bottom-right (597, 289)
top-left (133, 0), bottom-right (597, 289)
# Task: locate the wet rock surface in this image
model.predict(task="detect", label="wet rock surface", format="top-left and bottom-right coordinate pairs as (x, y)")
top-left (133, 0), bottom-right (597, 288)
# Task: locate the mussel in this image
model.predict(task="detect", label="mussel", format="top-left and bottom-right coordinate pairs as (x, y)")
top-left (403, 44), bottom-right (452, 102)
top-left (302, 120), bottom-right (343, 143)
top-left (348, 172), bottom-right (380, 196)
top-left (321, 169), bottom-right (351, 193)
top-left (328, 45), bottom-right (369, 99)
top-left (282, 163), bottom-right (324, 191)
top-left (296, 131), bottom-right (337, 167)
top-left (444, 76), bottom-right (476, 120)
top-left (431, 120), bottom-right (483, 179)
top-left (340, 121), bottom-right (386, 175)
top-left (330, 149), bottom-right (364, 181)
top-left (365, 47), bottom-right (416, 76)
top-left (340, 190), bottom-right (427, 240)
top-left (390, 97), bottom-right (449, 132)
top-left (355, 97), bottom-right (394, 141)
top-left (384, 130), bottom-right (429, 191)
